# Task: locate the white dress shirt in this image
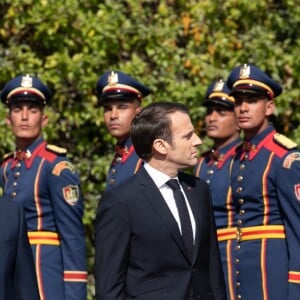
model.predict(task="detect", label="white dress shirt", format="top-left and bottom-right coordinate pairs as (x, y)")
top-left (144, 163), bottom-right (196, 242)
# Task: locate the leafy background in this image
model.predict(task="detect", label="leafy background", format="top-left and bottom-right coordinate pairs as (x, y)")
top-left (0, 0), bottom-right (299, 298)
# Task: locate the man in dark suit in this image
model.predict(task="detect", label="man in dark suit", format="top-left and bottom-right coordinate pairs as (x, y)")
top-left (95, 102), bottom-right (226, 299)
top-left (0, 195), bottom-right (40, 299)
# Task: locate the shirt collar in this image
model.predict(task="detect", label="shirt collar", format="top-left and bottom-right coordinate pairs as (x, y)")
top-left (144, 163), bottom-right (177, 189)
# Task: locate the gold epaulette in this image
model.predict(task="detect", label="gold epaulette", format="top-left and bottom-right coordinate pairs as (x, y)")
top-left (46, 144), bottom-right (67, 154)
top-left (273, 133), bottom-right (297, 150)
top-left (2, 151), bottom-right (14, 160)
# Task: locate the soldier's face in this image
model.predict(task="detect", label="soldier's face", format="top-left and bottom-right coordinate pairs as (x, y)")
top-left (233, 93), bottom-right (274, 138)
top-left (103, 99), bottom-right (141, 143)
top-left (6, 102), bottom-right (48, 142)
top-left (205, 105), bottom-right (239, 141)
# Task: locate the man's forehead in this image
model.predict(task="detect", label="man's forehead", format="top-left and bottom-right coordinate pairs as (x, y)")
top-left (170, 111), bottom-right (192, 127)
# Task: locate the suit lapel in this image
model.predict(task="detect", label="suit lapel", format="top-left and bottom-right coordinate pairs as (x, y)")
top-left (136, 168), bottom-right (190, 262)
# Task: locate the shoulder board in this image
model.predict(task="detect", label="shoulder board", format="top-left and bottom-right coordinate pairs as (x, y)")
top-left (2, 151), bottom-right (14, 160)
top-left (46, 144), bottom-right (67, 154)
top-left (273, 133), bottom-right (297, 150)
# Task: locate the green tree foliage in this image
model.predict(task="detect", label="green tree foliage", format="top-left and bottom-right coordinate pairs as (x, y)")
top-left (0, 0), bottom-right (299, 297)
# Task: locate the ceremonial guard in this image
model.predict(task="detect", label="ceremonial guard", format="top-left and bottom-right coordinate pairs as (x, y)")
top-left (0, 74), bottom-right (87, 300)
top-left (194, 78), bottom-right (241, 300)
top-left (227, 64), bottom-right (300, 299)
top-left (96, 70), bottom-right (151, 190)
top-left (0, 195), bottom-right (40, 300)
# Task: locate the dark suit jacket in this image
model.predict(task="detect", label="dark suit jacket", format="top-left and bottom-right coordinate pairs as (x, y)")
top-left (0, 197), bottom-right (40, 300)
top-left (95, 167), bottom-right (226, 300)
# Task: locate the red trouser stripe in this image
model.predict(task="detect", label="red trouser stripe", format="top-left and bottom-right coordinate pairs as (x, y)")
top-left (289, 271), bottom-right (300, 283)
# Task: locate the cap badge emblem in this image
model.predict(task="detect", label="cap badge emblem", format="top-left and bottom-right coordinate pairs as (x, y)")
top-left (21, 74), bottom-right (33, 88)
top-left (213, 79), bottom-right (225, 92)
top-left (107, 71), bottom-right (119, 86)
top-left (239, 64), bottom-right (250, 79)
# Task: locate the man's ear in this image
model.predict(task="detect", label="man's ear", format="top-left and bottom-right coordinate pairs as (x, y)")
top-left (5, 114), bottom-right (11, 127)
top-left (136, 106), bottom-right (142, 114)
top-left (153, 139), bottom-right (168, 155)
top-left (265, 100), bottom-right (275, 117)
top-left (42, 114), bottom-right (49, 128)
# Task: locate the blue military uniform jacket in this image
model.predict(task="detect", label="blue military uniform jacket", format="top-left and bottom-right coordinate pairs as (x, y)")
top-left (0, 197), bottom-right (40, 300)
top-left (195, 137), bottom-right (241, 300)
top-left (106, 137), bottom-right (143, 190)
top-left (230, 125), bottom-right (300, 300)
top-left (0, 137), bottom-right (87, 300)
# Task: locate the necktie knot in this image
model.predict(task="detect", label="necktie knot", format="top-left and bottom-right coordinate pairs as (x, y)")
top-left (243, 141), bottom-right (256, 152)
top-left (210, 149), bottom-right (219, 161)
top-left (115, 145), bottom-right (128, 157)
top-left (166, 178), bottom-right (180, 190)
top-left (14, 149), bottom-right (31, 161)
top-left (210, 148), bottom-right (224, 162)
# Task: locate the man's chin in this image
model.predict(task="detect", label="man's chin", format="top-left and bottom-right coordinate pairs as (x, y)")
top-left (207, 132), bottom-right (220, 138)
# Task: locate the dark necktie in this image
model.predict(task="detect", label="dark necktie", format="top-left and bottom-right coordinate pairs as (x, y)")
top-left (166, 179), bottom-right (194, 261)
